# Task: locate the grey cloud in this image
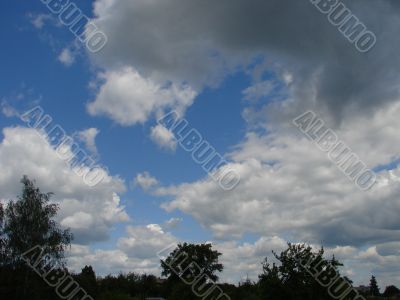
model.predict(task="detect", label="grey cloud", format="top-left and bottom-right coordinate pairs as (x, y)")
top-left (0, 127), bottom-right (128, 245)
top-left (91, 0), bottom-right (400, 122)
top-left (376, 242), bottom-right (400, 256)
top-left (158, 103), bottom-right (400, 247)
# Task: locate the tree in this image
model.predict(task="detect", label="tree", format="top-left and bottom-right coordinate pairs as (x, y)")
top-left (369, 275), bottom-right (380, 296)
top-left (161, 243), bottom-right (223, 282)
top-left (258, 243), bottom-right (347, 300)
top-left (3, 176), bottom-right (72, 267)
top-left (0, 203), bottom-right (7, 264)
top-left (383, 285), bottom-right (400, 297)
top-left (0, 176), bottom-right (73, 299)
top-left (74, 265), bottom-right (98, 297)
top-left (161, 243), bottom-right (223, 299)
top-left (235, 278), bottom-right (258, 300)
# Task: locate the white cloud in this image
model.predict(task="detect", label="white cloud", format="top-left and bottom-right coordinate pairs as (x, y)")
top-left (215, 236), bottom-right (288, 283)
top-left (67, 246), bottom-right (136, 276)
top-left (150, 124), bottom-right (177, 151)
top-left (58, 48), bottom-right (75, 67)
top-left (64, 221), bottom-right (400, 288)
top-left (0, 127), bottom-right (129, 244)
top-left (67, 223), bottom-right (178, 276)
top-left (87, 67), bottom-right (197, 126)
top-left (118, 224), bottom-right (177, 259)
top-left (77, 128), bottom-right (100, 156)
top-left (134, 172), bottom-right (159, 190)
top-left (58, 0), bottom-right (400, 286)
top-left (61, 212), bottom-right (94, 230)
top-left (159, 100), bottom-right (400, 244)
top-left (242, 80), bottom-right (277, 102)
top-left (145, 100), bottom-right (400, 286)
top-left (163, 217), bottom-right (183, 229)
top-left (29, 13), bottom-right (52, 29)
top-left (88, 0), bottom-right (400, 124)
top-left (65, 223), bottom-right (286, 282)
top-left (1, 101), bottom-right (19, 118)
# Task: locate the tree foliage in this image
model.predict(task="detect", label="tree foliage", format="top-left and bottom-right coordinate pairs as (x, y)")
top-left (161, 242), bottom-right (223, 282)
top-left (258, 243), bottom-right (346, 300)
top-left (74, 265), bottom-right (98, 297)
top-left (161, 242), bottom-right (223, 299)
top-left (369, 275), bottom-right (380, 296)
top-left (383, 285), bottom-right (400, 297)
top-left (0, 177), bottom-right (398, 300)
top-left (0, 203), bottom-right (7, 264)
top-left (0, 176), bottom-right (73, 299)
top-left (3, 176), bottom-right (72, 267)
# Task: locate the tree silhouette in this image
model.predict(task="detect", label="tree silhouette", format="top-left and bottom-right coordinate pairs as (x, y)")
top-left (0, 203), bottom-right (7, 265)
top-left (3, 176), bottom-right (72, 267)
top-left (1, 177), bottom-right (398, 300)
top-left (74, 265), bottom-right (98, 297)
top-left (258, 243), bottom-right (348, 300)
top-left (161, 243), bottom-right (223, 299)
top-left (0, 176), bottom-right (73, 299)
top-left (161, 242), bottom-right (223, 282)
top-left (369, 275), bottom-right (380, 296)
top-left (383, 285), bottom-right (400, 297)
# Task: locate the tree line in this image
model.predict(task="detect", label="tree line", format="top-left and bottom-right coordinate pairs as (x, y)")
top-left (0, 177), bottom-right (398, 300)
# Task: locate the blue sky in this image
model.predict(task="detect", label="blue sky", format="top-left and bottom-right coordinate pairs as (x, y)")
top-left (0, 0), bottom-right (250, 245)
top-left (1, 0), bottom-right (400, 289)
top-left (0, 0), bottom-right (255, 262)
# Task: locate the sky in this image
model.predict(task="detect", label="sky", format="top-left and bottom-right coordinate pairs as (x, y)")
top-left (1, 0), bottom-right (400, 289)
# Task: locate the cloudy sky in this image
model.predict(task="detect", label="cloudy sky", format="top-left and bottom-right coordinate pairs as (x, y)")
top-left (1, 0), bottom-right (400, 289)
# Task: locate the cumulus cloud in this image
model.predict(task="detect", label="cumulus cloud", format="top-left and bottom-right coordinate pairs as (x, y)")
top-left (150, 124), bottom-right (177, 151)
top-left (66, 226), bottom-right (388, 287)
top-left (166, 100), bottom-right (400, 238)
top-left (1, 101), bottom-right (19, 118)
top-left (58, 48), bottom-right (75, 67)
top-left (118, 224), bottom-right (177, 259)
top-left (87, 67), bottom-right (197, 126)
top-left (163, 217), bottom-right (183, 229)
top-left (67, 223), bottom-right (178, 276)
top-left (0, 127), bottom-right (128, 244)
top-left (67, 246), bottom-right (138, 276)
top-left (134, 172), bottom-right (159, 190)
top-left (74, 0), bottom-right (400, 286)
top-left (77, 128), bottom-right (100, 156)
top-left (66, 223), bottom-right (287, 282)
top-left (148, 99), bottom-right (400, 286)
top-left (28, 13), bottom-right (52, 29)
top-left (87, 0), bottom-right (400, 124)
top-left (242, 80), bottom-right (278, 102)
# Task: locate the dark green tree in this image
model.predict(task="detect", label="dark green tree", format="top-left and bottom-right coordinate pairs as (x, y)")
top-left (383, 285), bottom-right (400, 297)
top-left (258, 243), bottom-right (348, 300)
top-left (4, 176), bottom-right (72, 266)
top-left (74, 265), bottom-right (98, 298)
top-left (0, 176), bottom-right (73, 300)
top-left (168, 282), bottom-right (196, 300)
top-left (235, 278), bottom-right (258, 300)
top-left (369, 275), bottom-right (380, 296)
top-left (137, 274), bottom-right (162, 298)
top-left (161, 243), bottom-right (223, 282)
top-left (0, 203), bottom-right (7, 264)
top-left (161, 243), bottom-right (223, 299)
